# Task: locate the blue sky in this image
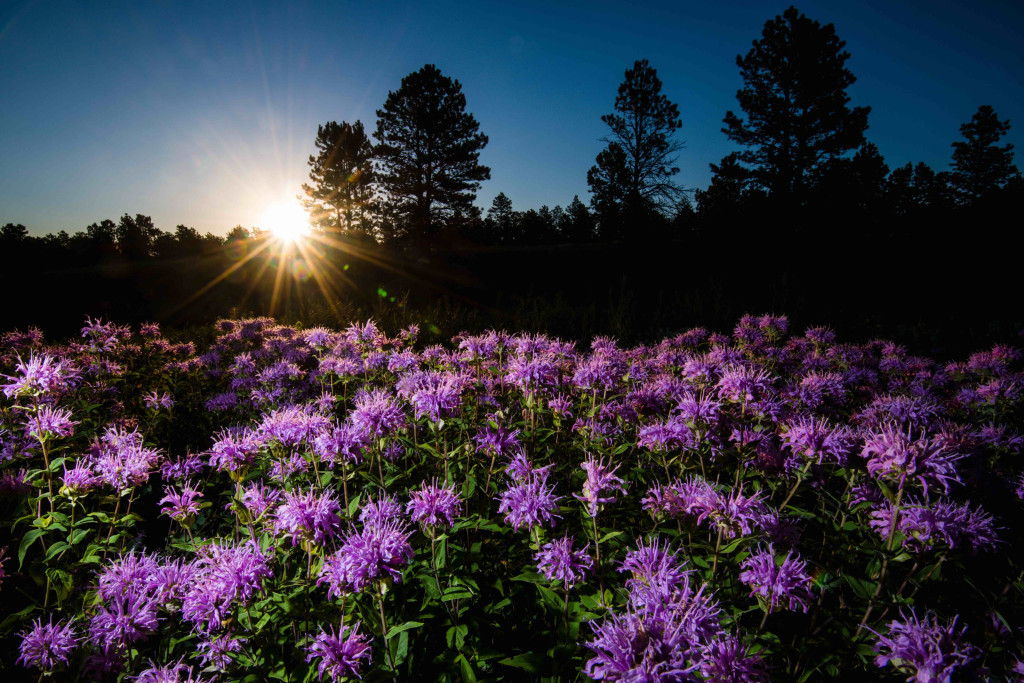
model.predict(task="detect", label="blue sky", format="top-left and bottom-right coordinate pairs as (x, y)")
top-left (2, 0), bottom-right (1022, 236)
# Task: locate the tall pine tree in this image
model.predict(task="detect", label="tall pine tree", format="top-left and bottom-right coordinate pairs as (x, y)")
top-left (588, 59), bottom-right (684, 238)
top-left (374, 64), bottom-right (490, 247)
top-left (301, 121), bottom-right (375, 240)
top-left (722, 6), bottom-right (869, 204)
top-left (950, 105), bottom-right (1019, 204)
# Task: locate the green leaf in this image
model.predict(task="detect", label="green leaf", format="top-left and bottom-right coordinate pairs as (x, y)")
top-left (599, 530), bottom-right (623, 543)
top-left (511, 569), bottom-right (546, 583)
top-left (45, 568), bottom-right (73, 602)
top-left (19, 528), bottom-right (45, 569)
top-left (498, 652), bottom-right (547, 673)
top-left (457, 653), bottom-right (478, 682)
top-left (385, 620), bottom-right (424, 639)
top-left (44, 541), bottom-right (69, 561)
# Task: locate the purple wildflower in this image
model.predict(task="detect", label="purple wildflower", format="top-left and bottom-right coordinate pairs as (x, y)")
top-left (407, 478), bottom-right (462, 528)
top-left (239, 480), bottom-right (281, 520)
top-left (273, 488), bottom-right (342, 549)
top-left (873, 610), bottom-right (980, 682)
top-left (574, 455), bottom-right (627, 517)
top-left (2, 353), bottom-right (69, 398)
top-left (133, 659), bottom-right (205, 682)
top-left (699, 636), bottom-right (770, 682)
top-left (61, 461), bottom-right (97, 498)
top-left (716, 365), bottom-right (773, 403)
top-left (17, 616), bottom-right (77, 672)
top-left (497, 467), bottom-right (562, 532)
top-left (535, 535), bottom-right (593, 590)
top-left (738, 545), bottom-right (814, 612)
top-left (181, 541), bottom-right (273, 632)
top-left (781, 416), bottom-right (854, 466)
top-left (143, 391), bottom-right (174, 411)
top-left (641, 476), bottom-right (719, 522)
top-left (350, 389), bottom-right (406, 438)
top-left (89, 591), bottom-right (160, 651)
top-left (314, 422), bottom-right (370, 467)
top-left (473, 426), bottom-right (523, 458)
top-left (258, 404), bottom-right (330, 448)
top-left (207, 427), bottom-right (261, 474)
top-left (618, 537), bottom-right (685, 605)
top-left (94, 425), bottom-right (162, 490)
top-left (862, 425), bottom-right (961, 497)
top-left (868, 498), bottom-right (999, 553)
top-left (699, 486), bottom-right (766, 539)
top-left (319, 519), bottom-right (414, 595)
top-left (159, 481), bottom-right (203, 523)
top-left (306, 622), bottom-right (372, 681)
top-left (24, 405), bottom-right (77, 440)
top-left (584, 574), bottom-right (721, 681)
top-left (196, 635), bottom-right (244, 672)
top-left (359, 492), bottom-right (404, 528)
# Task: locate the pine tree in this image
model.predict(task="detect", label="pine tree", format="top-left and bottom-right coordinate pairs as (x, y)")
top-left (950, 105), bottom-right (1019, 204)
top-left (588, 59), bottom-right (684, 236)
top-left (723, 6), bottom-right (869, 203)
top-left (374, 64), bottom-right (490, 247)
top-left (301, 121), bottom-right (375, 239)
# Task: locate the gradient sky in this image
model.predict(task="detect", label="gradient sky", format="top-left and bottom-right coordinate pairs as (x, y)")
top-left (2, 0), bottom-right (1022, 237)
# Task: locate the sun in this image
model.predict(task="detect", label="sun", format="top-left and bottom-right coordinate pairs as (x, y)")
top-left (261, 201), bottom-right (310, 243)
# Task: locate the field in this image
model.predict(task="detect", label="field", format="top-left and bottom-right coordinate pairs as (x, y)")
top-left (1, 314), bottom-right (1022, 681)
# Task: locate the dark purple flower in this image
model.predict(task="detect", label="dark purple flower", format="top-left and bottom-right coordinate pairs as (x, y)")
top-left (407, 478), bottom-right (462, 528)
top-left (535, 535), bottom-right (593, 590)
top-left (306, 622), bottom-right (372, 681)
top-left (873, 610), bottom-right (980, 682)
top-left (274, 488), bottom-right (342, 549)
top-left (699, 636), bottom-right (770, 682)
top-left (738, 545), bottom-right (814, 613)
top-left (584, 573), bottom-right (721, 681)
top-left (17, 616), bottom-right (77, 672)
top-left (160, 453), bottom-right (205, 481)
top-left (574, 455), bottom-right (627, 517)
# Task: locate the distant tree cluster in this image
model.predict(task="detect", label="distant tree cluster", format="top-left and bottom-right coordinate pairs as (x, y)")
top-left (294, 7), bottom-right (1017, 254)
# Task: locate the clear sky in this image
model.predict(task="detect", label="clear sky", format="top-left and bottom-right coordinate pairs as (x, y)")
top-left (2, 0), bottom-right (1022, 237)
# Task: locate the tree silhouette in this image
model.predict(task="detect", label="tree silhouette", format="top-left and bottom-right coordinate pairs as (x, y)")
top-left (951, 105), bottom-right (1019, 204)
top-left (723, 6), bottom-right (869, 203)
top-left (588, 59), bottom-right (684, 237)
top-left (374, 64), bottom-right (490, 248)
top-left (115, 213), bottom-right (160, 260)
top-left (301, 121), bottom-right (375, 239)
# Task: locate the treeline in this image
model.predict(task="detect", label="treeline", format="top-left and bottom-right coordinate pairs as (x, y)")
top-left (1, 6), bottom-right (1021, 352)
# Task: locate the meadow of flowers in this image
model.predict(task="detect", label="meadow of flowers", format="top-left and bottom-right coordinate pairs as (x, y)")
top-left (1, 314), bottom-right (1022, 681)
